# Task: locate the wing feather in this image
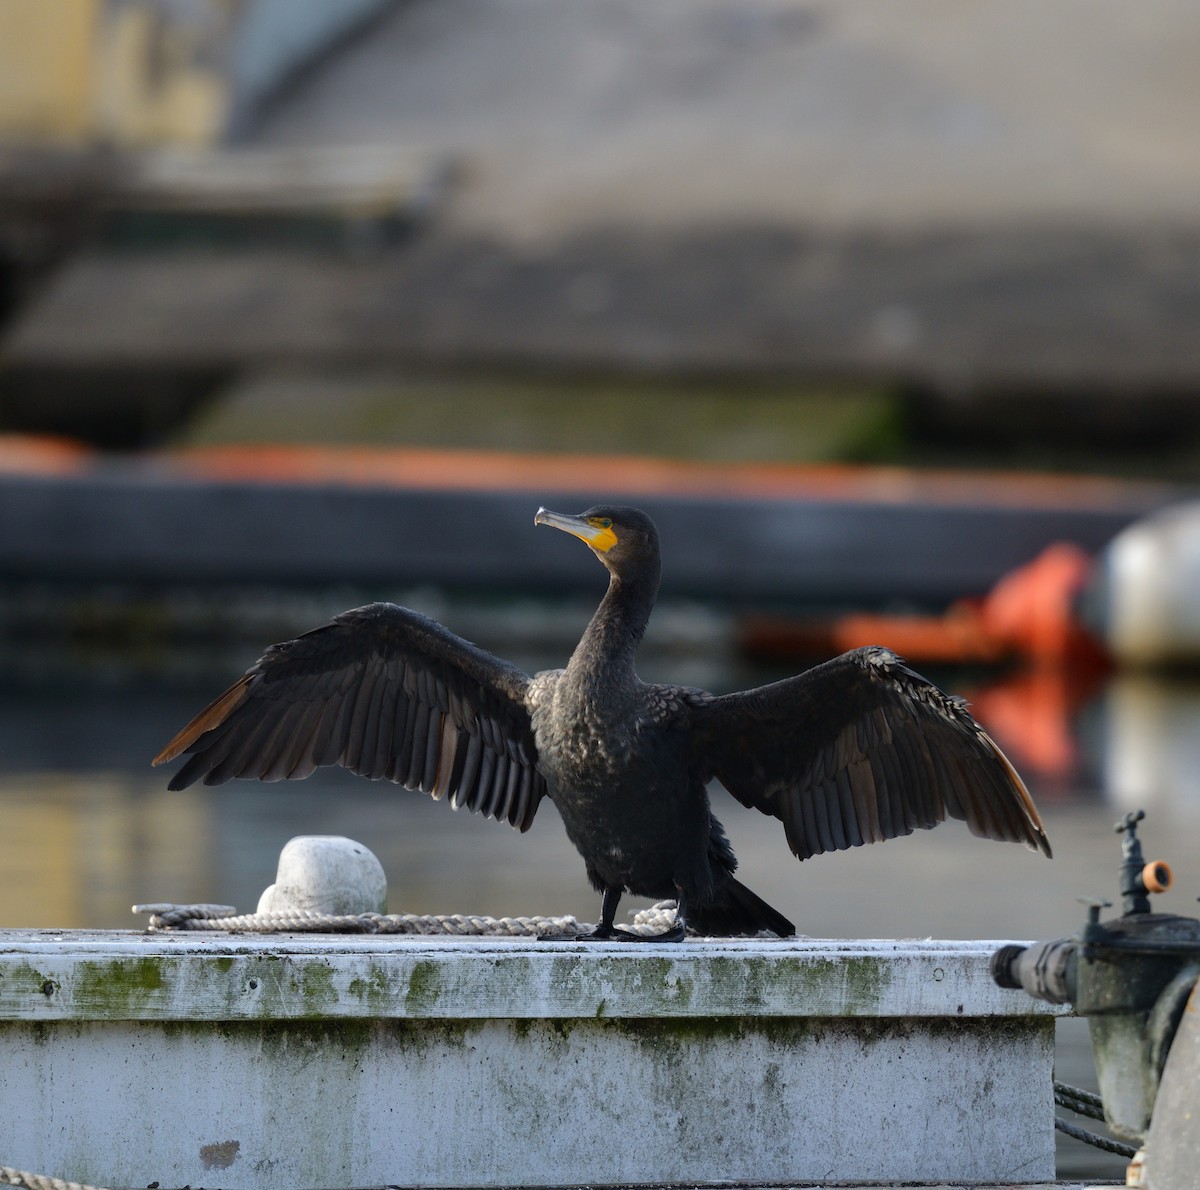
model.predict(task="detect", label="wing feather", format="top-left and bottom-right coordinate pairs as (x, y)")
top-left (421, 705), bottom-right (443, 791)
top-left (481, 752), bottom-right (509, 821)
top-left (690, 646), bottom-right (1050, 860)
top-left (311, 688), bottom-right (344, 767)
top-left (154, 602), bottom-right (547, 831)
top-left (431, 714), bottom-right (458, 799)
top-left (838, 762), bottom-right (864, 849)
top-left (452, 732), bottom-right (485, 809)
top-left (202, 702), bottom-right (280, 785)
top-left (284, 700), bottom-right (328, 780)
top-left (394, 677), bottom-right (421, 782)
top-left (352, 687), bottom-right (380, 779)
top-left (799, 778), bottom-right (822, 857)
top-left (404, 699), bottom-right (432, 789)
top-left (511, 764), bottom-right (536, 831)
top-left (258, 701), bottom-right (312, 782)
top-left (811, 770), bottom-right (835, 852)
top-left (345, 658), bottom-right (383, 775)
top-left (371, 666), bottom-right (400, 779)
top-left (155, 676), bottom-right (253, 765)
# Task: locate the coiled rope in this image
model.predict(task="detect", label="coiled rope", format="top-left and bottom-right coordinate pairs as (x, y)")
top-left (132, 901), bottom-right (682, 937)
top-left (1, 1166), bottom-right (110, 1190)
top-left (1053, 1080), bottom-right (1138, 1159)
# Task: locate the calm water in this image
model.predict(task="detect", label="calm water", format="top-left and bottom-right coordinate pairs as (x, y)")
top-left (5, 597), bottom-right (1199, 1180)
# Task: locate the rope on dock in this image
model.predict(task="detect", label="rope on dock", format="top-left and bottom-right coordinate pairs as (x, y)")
top-left (132, 901), bottom-right (682, 937)
top-left (1053, 1080), bottom-right (1137, 1159)
top-left (1054, 1079), bottom-right (1105, 1121)
top-left (1, 1166), bottom-right (111, 1190)
top-left (1054, 1115), bottom-right (1137, 1159)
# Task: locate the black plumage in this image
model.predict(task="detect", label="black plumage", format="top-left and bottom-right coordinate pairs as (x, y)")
top-left (155, 504), bottom-right (1050, 940)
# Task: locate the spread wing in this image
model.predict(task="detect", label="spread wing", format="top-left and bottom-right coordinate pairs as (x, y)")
top-left (690, 646), bottom-right (1050, 860)
top-left (153, 602), bottom-right (546, 831)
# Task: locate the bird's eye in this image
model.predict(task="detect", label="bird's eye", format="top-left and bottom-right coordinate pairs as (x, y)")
top-left (590, 516), bottom-right (613, 530)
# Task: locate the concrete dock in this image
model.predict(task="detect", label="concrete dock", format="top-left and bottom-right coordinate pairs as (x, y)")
top-left (0, 931), bottom-right (1061, 1188)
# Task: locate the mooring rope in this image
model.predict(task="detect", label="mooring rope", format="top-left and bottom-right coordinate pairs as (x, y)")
top-left (1054, 1116), bottom-right (1138, 1159)
top-left (1053, 1080), bottom-right (1138, 1159)
top-left (1054, 1079), bottom-right (1105, 1121)
top-left (132, 901), bottom-right (682, 937)
top-left (0, 1166), bottom-right (111, 1190)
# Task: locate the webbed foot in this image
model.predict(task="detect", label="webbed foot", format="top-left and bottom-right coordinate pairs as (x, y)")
top-left (538, 923), bottom-right (622, 942)
top-left (538, 889), bottom-right (688, 941)
top-left (538, 921), bottom-right (686, 942)
top-left (613, 921), bottom-right (687, 943)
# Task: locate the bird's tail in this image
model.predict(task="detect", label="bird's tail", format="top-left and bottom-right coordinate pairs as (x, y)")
top-left (690, 877), bottom-right (795, 938)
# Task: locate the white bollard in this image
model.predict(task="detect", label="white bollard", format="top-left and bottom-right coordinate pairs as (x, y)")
top-left (256, 835), bottom-right (387, 916)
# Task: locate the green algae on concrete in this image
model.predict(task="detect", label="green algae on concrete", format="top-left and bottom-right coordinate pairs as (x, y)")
top-left (402, 958), bottom-right (442, 1014)
top-left (346, 963), bottom-right (392, 1011)
top-left (0, 936), bottom-right (1057, 1024)
top-left (60, 957), bottom-right (167, 1017)
top-left (298, 959), bottom-right (338, 1012)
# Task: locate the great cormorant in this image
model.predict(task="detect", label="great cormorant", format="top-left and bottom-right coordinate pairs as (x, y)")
top-left (155, 504), bottom-right (1050, 940)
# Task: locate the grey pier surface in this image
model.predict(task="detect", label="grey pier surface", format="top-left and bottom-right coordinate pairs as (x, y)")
top-left (0, 932), bottom-right (1061, 1189)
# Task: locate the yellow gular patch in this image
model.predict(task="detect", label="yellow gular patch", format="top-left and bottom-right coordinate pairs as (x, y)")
top-left (587, 519), bottom-right (618, 552)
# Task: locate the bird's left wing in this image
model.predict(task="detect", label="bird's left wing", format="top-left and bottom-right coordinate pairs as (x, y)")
top-left (153, 602), bottom-right (546, 831)
top-left (688, 646), bottom-right (1050, 860)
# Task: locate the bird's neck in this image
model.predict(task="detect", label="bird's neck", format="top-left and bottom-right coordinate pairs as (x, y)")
top-left (568, 571), bottom-right (657, 682)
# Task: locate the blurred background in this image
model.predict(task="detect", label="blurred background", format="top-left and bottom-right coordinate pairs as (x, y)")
top-left (4, 1), bottom-right (1200, 1178)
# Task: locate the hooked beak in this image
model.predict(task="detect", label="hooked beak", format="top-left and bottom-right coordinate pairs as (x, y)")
top-left (534, 507), bottom-right (617, 552)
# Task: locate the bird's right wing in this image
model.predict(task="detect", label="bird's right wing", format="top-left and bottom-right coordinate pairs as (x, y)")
top-left (153, 602), bottom-right (546, 831)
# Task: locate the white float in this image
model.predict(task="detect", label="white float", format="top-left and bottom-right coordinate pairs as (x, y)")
top-left (1096, 500), bottom-right (1200, 666)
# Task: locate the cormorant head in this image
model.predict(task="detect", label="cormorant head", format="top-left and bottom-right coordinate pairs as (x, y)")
top-left (535, 504), bottom-right (661, 583)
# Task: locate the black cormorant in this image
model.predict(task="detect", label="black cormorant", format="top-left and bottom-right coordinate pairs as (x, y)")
top-left (155, 504), bottom-right (1051, 940)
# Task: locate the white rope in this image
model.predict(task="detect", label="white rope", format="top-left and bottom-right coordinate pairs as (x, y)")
top-left (132, 901), bottom-right (683, 937)
top-left (1, 1166), bottom-right (111, 1190)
